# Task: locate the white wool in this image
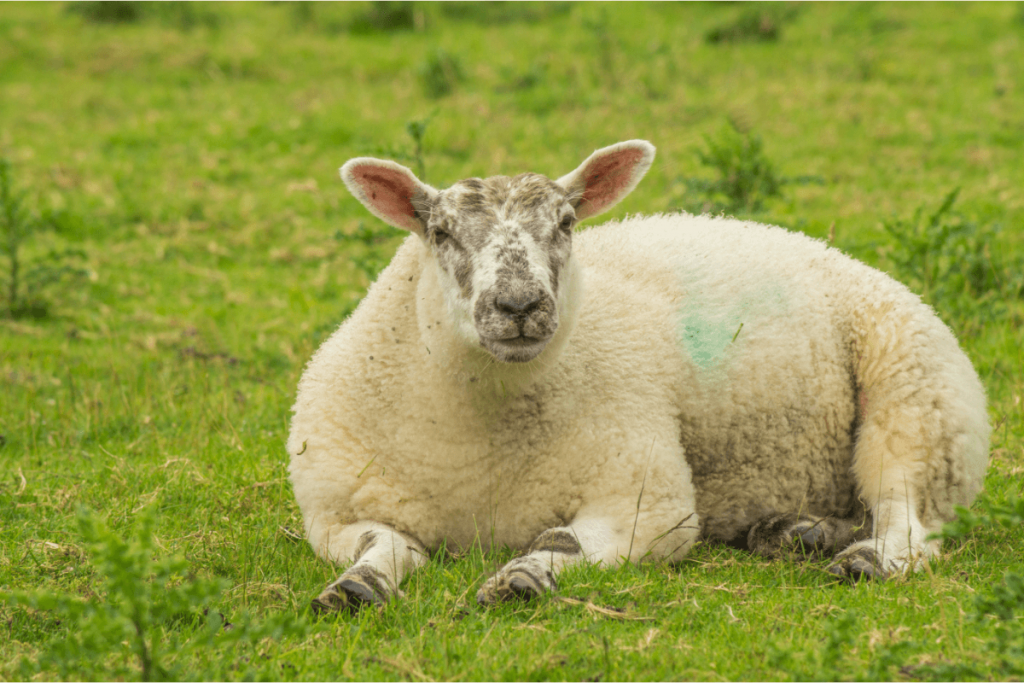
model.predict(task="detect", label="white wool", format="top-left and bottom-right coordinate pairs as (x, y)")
top-left (288, 212), bottom-right (989, 574)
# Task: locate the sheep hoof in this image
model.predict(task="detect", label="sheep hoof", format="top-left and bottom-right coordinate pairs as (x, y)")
top-left (748, 513), bottom-right (830, 559)
top-left (796, 524), bottom-right (827, 547)
top-left (476, 563), bottom-right (555, 606)
top-left (339, 577), bottom-right (387, 605)
top-left (311, 574), bottom-right (389, 614)
top-left (507, 573), bottom-right (544, 599)
top-left (311, 588), bottom-right (351, 615)
top-left (827, 547), bottom-right (888, 582)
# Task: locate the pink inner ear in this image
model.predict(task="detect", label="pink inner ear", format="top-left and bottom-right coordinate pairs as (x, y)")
top-left (581, 148), bottom-right (645, 210)
top-left (354, 166), bottom-right (417, 224)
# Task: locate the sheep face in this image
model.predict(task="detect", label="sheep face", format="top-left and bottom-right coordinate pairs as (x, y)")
top-left (340, 141), bottom-right (656, 363)
top-left (422, 173), bottom-right (574, 363)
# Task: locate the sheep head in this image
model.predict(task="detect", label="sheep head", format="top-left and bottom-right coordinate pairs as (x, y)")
top-left (341, 140), bottom-right (655, 363)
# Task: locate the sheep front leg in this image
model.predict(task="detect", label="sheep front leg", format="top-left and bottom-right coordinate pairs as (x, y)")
top-left (476, 514), bottom-right (695, 605)
top-left (309, 520), bottom-right (427, 614)
top-left (476, 526), bottom-right (586, 605)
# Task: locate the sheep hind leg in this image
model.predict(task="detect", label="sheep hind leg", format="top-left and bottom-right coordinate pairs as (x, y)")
top-left (310, 521), bottom-right (427, 614)
top-left (747, 513), bottom-right (865, 561)
top-left (827, 398), bottom-right (948, 582)
top-left (826, 491), bottom-right (937, 582)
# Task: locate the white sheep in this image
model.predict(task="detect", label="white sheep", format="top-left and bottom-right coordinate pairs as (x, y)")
top-left (287, 140), bottom-right (990, 611)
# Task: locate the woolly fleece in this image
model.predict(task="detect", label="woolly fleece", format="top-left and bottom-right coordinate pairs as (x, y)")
top-left (288, 213), bottom-right (990, 573)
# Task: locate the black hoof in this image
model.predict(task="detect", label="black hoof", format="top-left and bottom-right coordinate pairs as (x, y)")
top-left (507, 574), bottom-right (541, 601)
top-left (339, 578), bottom-right (386, 606)
top-left (828, 547), bottom-right (887, 582)
top-left (311, 589), bottom-right (349, 615)
top-left (748, 514), bottom-right (828, 559)
top-left (477, 568), bottom-right (554, 606)
top-left (797, 524), bottom-right (827, 548)
top-left (311, 574), bottom-right (389, 615)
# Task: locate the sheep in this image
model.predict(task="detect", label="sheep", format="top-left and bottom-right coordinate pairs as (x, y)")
top-left (287, 140), bottom-right (990, 612)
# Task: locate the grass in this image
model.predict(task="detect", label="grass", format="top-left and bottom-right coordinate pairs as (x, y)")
top-left (1, 2), bottom-right (1023, 680)
top-left (0, 158), bottom-right (88, 318)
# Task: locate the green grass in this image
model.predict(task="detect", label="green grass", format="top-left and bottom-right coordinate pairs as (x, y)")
top-left (2, 2), bottom-right (1024, 679)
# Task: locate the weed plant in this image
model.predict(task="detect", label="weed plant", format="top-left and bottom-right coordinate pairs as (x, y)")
top-left (764, 499), bottom-right (1024, 680)
top-left (4, 508), bottom-right (308, 681)
top-left (348, 1), bottom-right (419, 35)
top-left (66, 1), bottom-right (220, 31)
top-left (704, 4), bottom-right (802, 44)
top-left (680, 120), bottom-right (783, 215)
top-left (0, 159), bottom-right (87, 319)
top-left (405, 111), bottom-right (436, 181)
top-left (419, 48), bottom-right (465, 99)
top-left (877, 189), bottom-right (1024, 337)
top-left (438, 2), bottom-right (572, 26)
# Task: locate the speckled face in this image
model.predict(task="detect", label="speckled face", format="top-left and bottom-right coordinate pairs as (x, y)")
top-left (421, 173), bottom-right (576, 363)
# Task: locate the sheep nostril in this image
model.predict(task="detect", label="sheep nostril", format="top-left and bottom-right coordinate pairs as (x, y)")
top-left (495, 293), bottom-right (541, 317)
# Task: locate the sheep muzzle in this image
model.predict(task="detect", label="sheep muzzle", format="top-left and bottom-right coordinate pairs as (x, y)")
top-left (475, 285), bottom-right (558, 363)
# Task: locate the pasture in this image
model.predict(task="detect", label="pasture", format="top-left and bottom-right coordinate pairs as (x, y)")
top-left (2, 2), bottom-right (1023, 680)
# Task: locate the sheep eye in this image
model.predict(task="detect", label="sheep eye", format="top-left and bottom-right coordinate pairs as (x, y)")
top-left (432, 228), bottom-right (450, 247)
top-left (558, 215), bottom-right (574, 233)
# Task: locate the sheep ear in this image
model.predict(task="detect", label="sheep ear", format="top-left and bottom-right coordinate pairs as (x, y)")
top-left (340, 158), bottom-right (437, 236)
top-left (556, 140), bottom-right (656, 222)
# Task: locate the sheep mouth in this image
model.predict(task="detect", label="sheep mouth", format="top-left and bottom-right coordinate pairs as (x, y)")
top-left (480, 334), bottom-right (551, 363)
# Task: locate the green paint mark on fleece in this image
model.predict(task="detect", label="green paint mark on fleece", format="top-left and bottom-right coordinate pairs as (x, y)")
top-left (678, 308), bottom-right (746, 371)
top-left (677, 283), bottom-right (788, 371)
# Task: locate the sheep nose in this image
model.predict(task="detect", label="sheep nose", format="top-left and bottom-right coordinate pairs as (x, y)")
top-left (495, 292), bottom-right (541, 317)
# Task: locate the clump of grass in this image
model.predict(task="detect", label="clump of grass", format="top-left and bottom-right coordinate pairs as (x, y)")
top-left (3, 508), bottom-right (308, 681)
top-left (681, 120), bottom-right (784, 215)
top-left (297, 2), bottom-right (424, 34)
top-left (497, 61), bottom-right (548, 93)
top-left (1, 158), bottom-right (87, 319)
top-left (348, 1), bottom-right (420, 34)
top-left (763, 498), bottom-right (1024, 680)
top-left (67, 1), bottom-right (220, 31)
top-left (66, 1), bottom-right (141, 24)
top-left (767, 612), bottom-right (909, 681)
top-left (923, 498), bottom-right (1024, 678)
top-left (439, 2), bottom-right (572, 26)
top-left (879, 189), bottom-right (1024, 335)
top-left (705, 4), bottom-right (800, 44)
top-left (937, 495), bottom-right (1024, 541)
top-left (289, 3), bottom-right (344, 33)
top-left (419, 48), bottom-right (465, 99)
